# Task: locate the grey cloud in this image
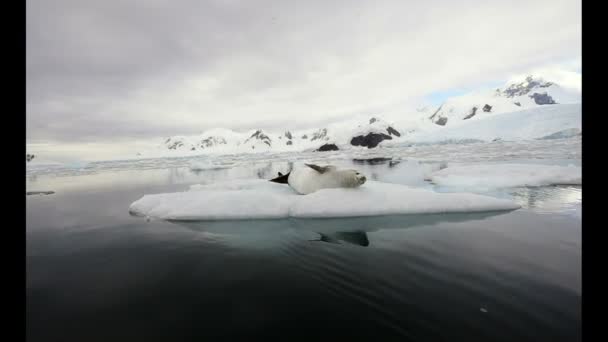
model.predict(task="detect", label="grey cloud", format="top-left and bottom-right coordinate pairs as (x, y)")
top-left (27, 0), bottom-right (581, 143)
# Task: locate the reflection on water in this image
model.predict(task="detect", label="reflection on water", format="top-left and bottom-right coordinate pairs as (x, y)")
top-left (311, 231), bottom-right (370, 246)
top-left (169, 211), bottom-right (514, 249)
top-left (508, 185), bottom-right (581, 219)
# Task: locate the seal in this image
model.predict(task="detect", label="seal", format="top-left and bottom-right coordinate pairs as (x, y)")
top-left (269, 163), bottom-right (367, 194)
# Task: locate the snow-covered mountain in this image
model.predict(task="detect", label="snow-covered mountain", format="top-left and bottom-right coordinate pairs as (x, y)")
top-left (141, 116), bottom-right (404, 157)
top-left (138, 74), bottom-right (581, 158)
top-left (422, 75), bottom-right (581, 126)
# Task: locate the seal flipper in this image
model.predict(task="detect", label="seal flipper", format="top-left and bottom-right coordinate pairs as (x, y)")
top-left (305, 163), bottom-right (335, 174)
top-left (269, 172), bottom-right (290, 184)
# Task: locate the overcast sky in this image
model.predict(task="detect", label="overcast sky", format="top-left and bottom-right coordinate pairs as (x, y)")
top-left (27, 0), bottom-right (581, 158)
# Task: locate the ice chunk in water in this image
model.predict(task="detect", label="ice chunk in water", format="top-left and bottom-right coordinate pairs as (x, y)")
top-left (428, 163), bottom-right (581, 190)
top-left (129, 180), bottom-right (520, 221)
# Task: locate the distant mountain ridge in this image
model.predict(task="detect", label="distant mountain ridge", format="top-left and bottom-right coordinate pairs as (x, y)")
top-left (138, 74), bottom-right (581, 157)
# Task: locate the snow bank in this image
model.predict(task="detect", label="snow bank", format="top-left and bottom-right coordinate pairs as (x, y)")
top-left (129, 180), bottom-right (520, 221)
top-left (429, 163), bottom-right (581, 189)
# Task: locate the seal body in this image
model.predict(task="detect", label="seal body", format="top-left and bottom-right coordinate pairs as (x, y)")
top-left (270, 164), bottom-right (367, 195)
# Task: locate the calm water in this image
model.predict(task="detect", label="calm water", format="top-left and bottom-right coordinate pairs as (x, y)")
top-left (26, 153), bottom-right (581, 341)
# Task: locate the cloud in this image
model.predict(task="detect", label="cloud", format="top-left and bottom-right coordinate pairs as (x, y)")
top-left (27, 0), bottom-right (581, 144)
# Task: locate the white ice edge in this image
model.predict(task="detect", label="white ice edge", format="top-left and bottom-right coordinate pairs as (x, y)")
top-left (129, 180), bottom-right (521, 221)
top-left (428, 163), bottom-right (581, 189)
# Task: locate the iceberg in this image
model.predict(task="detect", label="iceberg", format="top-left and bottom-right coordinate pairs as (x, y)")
top-left (129, 179), bottom-right (520, 221)
top-left (428, 163), bottom-right (581, 189)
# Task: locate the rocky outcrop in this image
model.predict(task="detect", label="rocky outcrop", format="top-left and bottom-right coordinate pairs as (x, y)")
top-left (463, 107), bottom-right (478, 120)
top-left (285, 131), bottom-right (292, 139)
top-left (199, 136), bottom-right (227, 148)
top-left (286, 140), bottom-right (293, 145)
top-left (167, 140), bottom-right (184, 150)
top-left (502, 75), bottom-right (553, 98)
top-left (429, 105), bottom-right (449, 126)
top-left (310, 128), bottom-right (329, 141)
top-left (245, 130), bottom-right (272, 146)
top-left (429, 104), bottom-right (443, 122)
top-left (386, 126), bottom-right (401, 137)
top-left (435, 116), bottom-right (448, 126)
top-left (26, 154), bottom-right (35, 162)
top-left (529, 92), bottom-right (556, 105)
top-left (351, 133), bottom-right (392, 148)
top-left (315, 143), bottom-right (339, 151)
top-left (483, 104), bottom-right (492, 112)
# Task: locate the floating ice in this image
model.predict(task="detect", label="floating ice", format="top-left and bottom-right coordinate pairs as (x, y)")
top-left (189, 161), bottom-right (234, 171)
top-left (428, 163), bottom-right (581, 189)
top-left (129, 179), bottom-right (520, 221)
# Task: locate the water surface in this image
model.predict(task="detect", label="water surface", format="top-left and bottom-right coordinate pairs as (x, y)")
top-left (26, 141), bottom-right (581, 341)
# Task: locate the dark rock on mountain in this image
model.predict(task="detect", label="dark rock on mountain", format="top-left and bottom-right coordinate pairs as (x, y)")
top-left (168, 141), bottom-right (184, 150)
top-left (351, 133), bottom-right (392, 148)
top-left (386, 126), bottom-right (401, 137)
top-left (315, 143), bottom-right (339, 151)
top-left (463, 107), bottom-right (478, 120)
top-left (245, 130), bottom-right (272, 146)
top-left (529, 92), bottom-right (556, 105)
top-left (26, 154), bottom-right (35, 162)
top-left (286, 140), bottom-right (292, 145)
top-left (502, 75), bottom-right (553, 98)
top-left (435, 116), bottom-right (448, 126)
top-left (285, 131), bottom-right (292, 139)
top-left (483, 104), bottom-right (492, 112)
top-left (200, 136), bottom-right (227, 148)
top-left (310, 128), bottom-right (328, 141)
top-left (429, 104), bottom-right (443, 121)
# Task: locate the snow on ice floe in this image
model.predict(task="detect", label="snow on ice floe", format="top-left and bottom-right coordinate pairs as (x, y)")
top-left (428, 163), bottom-right (581, 189)
top-left (129, 179), bottom-right (520, 221)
